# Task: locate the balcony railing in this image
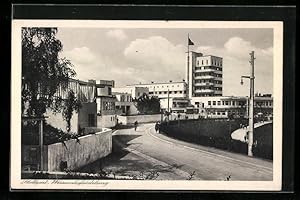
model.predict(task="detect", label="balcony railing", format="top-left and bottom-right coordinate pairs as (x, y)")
top-left (194, 89), bottom-right (215, 93)
top-left (194, 75), bottom-right (215, 79)
top-left (194, 82), bottom-right (214, 86)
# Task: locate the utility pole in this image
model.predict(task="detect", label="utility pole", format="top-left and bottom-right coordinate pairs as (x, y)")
top-left (39, 119), bottom-right (44, 170)
top-left (186, 34), bottom-right (190, 100)
top-left (248, 51), bottom-right (255, 157)
top-left (240, 51), bottom-right (255, 157)
top-left (167, 89), bottom-right (170, 121)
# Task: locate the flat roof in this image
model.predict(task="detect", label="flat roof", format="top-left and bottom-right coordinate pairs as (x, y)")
top-left (191, 95), bottom-right (272, 100)
top-left (128, 81), bottom-right (186, 86)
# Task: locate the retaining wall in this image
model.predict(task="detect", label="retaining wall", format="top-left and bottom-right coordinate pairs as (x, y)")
top-left (159, 119), bottom-right (273, 160)
top-left (45, 128), bottom-right (112, 171)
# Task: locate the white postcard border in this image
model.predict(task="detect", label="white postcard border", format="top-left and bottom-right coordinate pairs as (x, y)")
top-left (11, 20), bottom-right (283, 191)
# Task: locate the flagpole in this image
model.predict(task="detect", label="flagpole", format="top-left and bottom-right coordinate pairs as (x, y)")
top-left (187, 33), bottom-right (190, 100)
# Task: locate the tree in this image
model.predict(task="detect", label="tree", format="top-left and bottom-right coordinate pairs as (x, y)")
top-left (134, 93), bottom-right (160, 114)
top-left (62, 90), bottom-right (81, 132)
top-left (22, 28), bottom-right (76, 117)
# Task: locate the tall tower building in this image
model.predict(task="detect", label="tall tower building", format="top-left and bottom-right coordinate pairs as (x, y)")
top-left (187, 51), bottom-right (223, 97)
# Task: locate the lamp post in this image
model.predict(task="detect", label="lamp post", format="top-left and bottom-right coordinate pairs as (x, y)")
top-left (240, 51), bottom-right (255, 157)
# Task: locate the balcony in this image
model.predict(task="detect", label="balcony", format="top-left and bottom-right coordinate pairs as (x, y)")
top-left (194, 89), bottom-right (215, 93)
top-left (194, 82), bottom-right (214, 86)
top-left (194, 68), bottom-right (215, 73)
top-left (194, 75), bottom-right (215, 79)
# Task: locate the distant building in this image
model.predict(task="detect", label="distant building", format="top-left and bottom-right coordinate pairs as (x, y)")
top-left (128, 81), bottom-right (187, 99)
top-left (160, 97), bottom-right (190, 113)
top-left (190, 95), bottom-right (273, 118)
top-left (112, 86), bottom-right (148, 99)
top-left (113, 92), bottom-right (138, 116)
top-left (187, 51), bottom-right (223, 97)
top-left (34, 78), bottom-right (98, 133)
top-left (91, 80), bottom-right (118, 128)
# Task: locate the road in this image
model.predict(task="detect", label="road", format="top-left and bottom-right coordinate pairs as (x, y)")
top-left (80, 123), bottom-right (273, 181)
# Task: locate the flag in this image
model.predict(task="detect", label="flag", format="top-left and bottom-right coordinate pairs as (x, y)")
top-left (188, 37), bottom-right (194, 45)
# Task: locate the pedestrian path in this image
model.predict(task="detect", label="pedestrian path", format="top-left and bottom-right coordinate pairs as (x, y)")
top-left (231, 121), bottom-right (272, 142)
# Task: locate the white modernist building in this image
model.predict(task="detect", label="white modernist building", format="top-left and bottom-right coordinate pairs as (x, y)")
top-left (113, 92), bottom-right (138, 116)
top-left (190, 95), bottom-right (273, 118)
top-left (129, 81), bottom-right (187, 99)
top-left (112, 86), bottom-right (148, 99)
top-left (187, 51), bottom-right (223, 98)
top-left (89, 79), bottom-right (118, 128)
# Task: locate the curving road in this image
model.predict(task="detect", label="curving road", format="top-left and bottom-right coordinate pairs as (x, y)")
top-left (82, 123), bottom-right (273, 181)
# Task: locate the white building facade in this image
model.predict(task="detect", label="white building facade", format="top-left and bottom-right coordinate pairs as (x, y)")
top-left (190, 95), bottom-right (273, 118)
top-left (187, 51), bottom-right (223, 98)
top-left (129, 81), bottom-right (187, 99)
top-left (112, 86), bottom-right (148, 99)
top-left (90, 80), bottom-right (118, 128)
top-left (114, 92), bottom-right (138, 116)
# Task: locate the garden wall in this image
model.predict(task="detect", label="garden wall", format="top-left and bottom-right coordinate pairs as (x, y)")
top-left (118, 114), bottom-right (161, 125)
top-left (45, 128), bottom-right (112, 171)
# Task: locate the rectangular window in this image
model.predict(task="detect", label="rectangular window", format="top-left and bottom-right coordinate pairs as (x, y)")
top-left (208, 101), bottom-right (211, 106)
top-left (225, 101), bottom-right (229, 105)
top-left (217, 101), bottom-right (221, 105)
top-left (213, 101), bottom-right (216, 105)
top-left (88, 114), bottom-right (95, 127)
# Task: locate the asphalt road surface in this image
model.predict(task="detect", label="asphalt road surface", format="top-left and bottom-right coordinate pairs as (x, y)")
top-left (81, 123), bottom-right (273, 181)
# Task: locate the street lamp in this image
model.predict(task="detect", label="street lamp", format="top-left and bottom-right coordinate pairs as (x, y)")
top-left (240, 51), bottom-right (255, 157)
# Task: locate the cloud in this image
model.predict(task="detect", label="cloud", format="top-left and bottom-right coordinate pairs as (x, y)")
top-left (59, 36), bottom-right (273, 96)
top-left (194, 37), bottom-right (273, 96)
top-left (60, 47), bottom-right (108, 81)
top-left (62, 47), bottom-right (97, 64)
top-left (106, 29), bottom-right (128, 41)
top-left (224, 37), bottom-right (272, 59)
top-left (123, 36), bottom-right (186, 82)
top-left (60, 46), bottom-right (149, 86)
top-left (196, 45), bottom-right (214, 52)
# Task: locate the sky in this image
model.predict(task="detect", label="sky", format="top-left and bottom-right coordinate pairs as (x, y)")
top-left (56, 27), bottom-right (273, 96)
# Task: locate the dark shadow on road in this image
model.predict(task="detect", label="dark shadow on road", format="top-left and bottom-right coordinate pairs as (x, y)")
top-left (112, 134), bottom-right (141, 148)
top-left (78, 134), bottom-right (187, 179)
